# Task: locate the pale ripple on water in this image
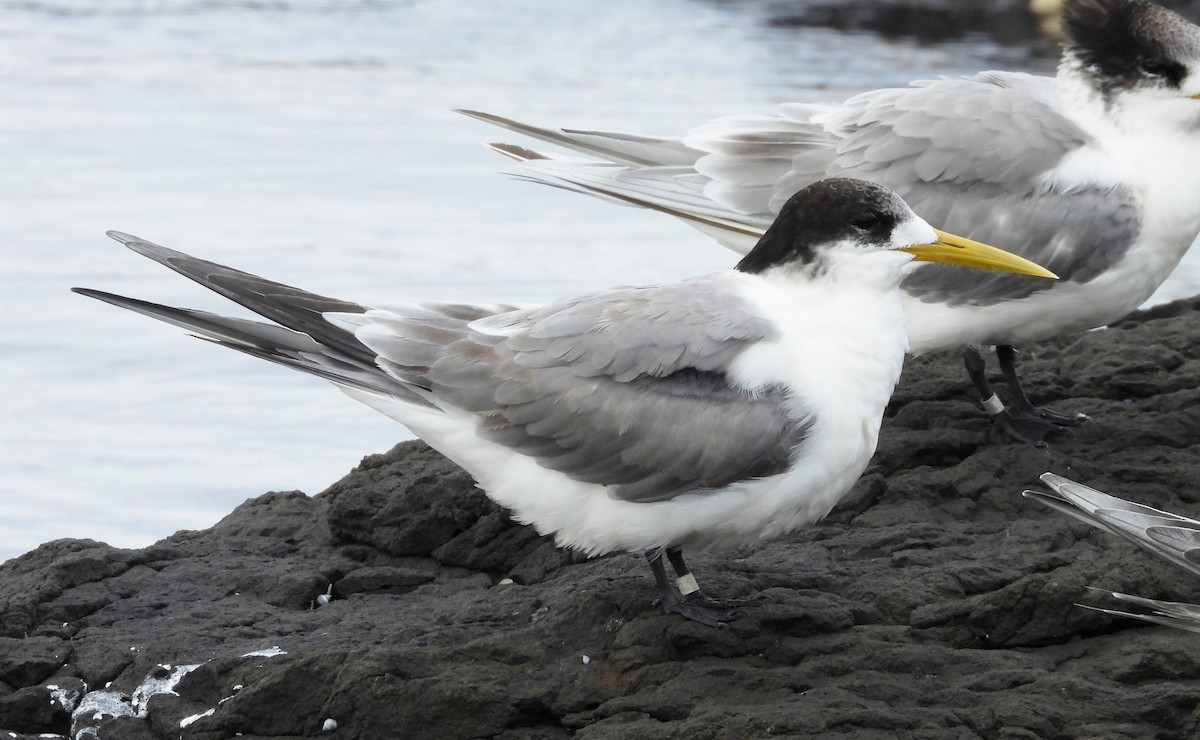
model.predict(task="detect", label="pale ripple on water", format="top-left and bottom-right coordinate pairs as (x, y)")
top-left (1, 0), bottom-right (1188, 562)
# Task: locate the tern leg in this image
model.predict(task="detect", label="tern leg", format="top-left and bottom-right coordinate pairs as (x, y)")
top-left (996, 345), bottom-right (1089, 427)
top-left (644, 548), bottom-right (757, 627)
top-left (665, 547), bottom-right (765, 610)
top-left (963, 347), bottom-right (1064, 447)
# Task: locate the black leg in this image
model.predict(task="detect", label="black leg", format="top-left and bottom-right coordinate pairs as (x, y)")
top-left (666, 547), bottom-right (765, 610)
top-left (644, 548), bottom-right (761, 628)
top-left (962, 346), bottom-right (1065, 447)
top-left (964, 346), bottom-right (1000, 410)
top-left (995, 345), bottom-right (1089, 426)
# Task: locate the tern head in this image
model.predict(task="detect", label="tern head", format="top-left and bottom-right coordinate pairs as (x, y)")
top-left (1060, 0), bottom-right (1200, 126)
top-left (734, 178), bottom-right (1057, 281)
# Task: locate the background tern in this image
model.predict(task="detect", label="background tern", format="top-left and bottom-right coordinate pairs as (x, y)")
top-left (460, 0), bottom-right (1200, 445)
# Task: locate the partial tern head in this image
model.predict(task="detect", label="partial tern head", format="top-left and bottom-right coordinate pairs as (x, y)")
top-left (735, 178), bottom-right (1057, 280)
top-left (1061, 0), bottom-right (1200, 129)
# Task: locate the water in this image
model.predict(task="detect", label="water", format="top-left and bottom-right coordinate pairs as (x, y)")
top-left (0, 1), bottom-right (1187, 563)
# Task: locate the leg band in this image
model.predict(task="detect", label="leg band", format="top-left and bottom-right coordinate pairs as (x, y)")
top-left (981, 394), bottom-right (1005, 416)
top-left (676, 573), bottom-right (700, 596)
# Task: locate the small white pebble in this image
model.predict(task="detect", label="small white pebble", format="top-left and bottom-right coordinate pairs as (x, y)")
top-left (497, 577), bottom-right (514, 586)
top-left (323, 718), bottom-right (338, 731)
top-left (581, 655), bottom-right (591, 665)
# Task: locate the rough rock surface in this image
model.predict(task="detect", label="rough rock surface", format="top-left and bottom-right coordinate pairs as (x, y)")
top-left (4, 297), bottom-right (1200, 739)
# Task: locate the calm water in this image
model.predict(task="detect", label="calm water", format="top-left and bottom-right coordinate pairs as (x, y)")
top-left (1, 1), bottom-right (1189, 563)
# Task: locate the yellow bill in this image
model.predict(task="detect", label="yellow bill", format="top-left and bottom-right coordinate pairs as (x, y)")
top-left (899, 229), bottom-right (1058, 279)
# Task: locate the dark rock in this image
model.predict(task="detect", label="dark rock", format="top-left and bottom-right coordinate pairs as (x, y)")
top-left (0, 681), bottom-right (75, 734)
top-left (762, 0), bottom-right (1041, 44)
top-left (5, 296), bottom-right (1200, 738)
top-left (716, 0), bottom-right (1200, 46)
top-left (335, 565), bottom-right (435, 596)
top-left (0, 636), bottom-right (69, 687)
top-left (325, 443), bottom-right (491, 558)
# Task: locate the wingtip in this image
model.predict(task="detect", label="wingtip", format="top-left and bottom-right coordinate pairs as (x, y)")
top-left (102, 231), bottom-right (184, 262)
top-left (106, 230), bottom-right (140, 244)
top-left (485, 142), bottom-right (548, 162)
top-left (70, 286), bottom-right (129, 307)
top-left (456, 109), bottom-right (511, 126)
top-left (1038, 471), bottom-right (1073, 488)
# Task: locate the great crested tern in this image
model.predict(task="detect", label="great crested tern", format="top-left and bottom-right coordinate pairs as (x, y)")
top-left (74, 179), bottom-right (1053, 627)
top-left (459, 0), bottom-right (1200, 445)
top-left (1025, 472), bottom-right (1200, 633)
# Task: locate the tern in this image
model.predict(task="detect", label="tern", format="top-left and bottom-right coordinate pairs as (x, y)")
top-left (74, 179), bottom-right (1053, 627)
top-left (459, 0), bottom-right (1200, 445)
top-left (1025, 472), bottom-right (1200, 633)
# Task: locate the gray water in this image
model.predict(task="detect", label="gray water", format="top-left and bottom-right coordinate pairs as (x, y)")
top-left (1, 1), bottom-right (1187, 563)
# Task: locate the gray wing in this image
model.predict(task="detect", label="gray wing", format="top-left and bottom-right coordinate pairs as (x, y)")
top-left (363, 276), bottom-right (814, 503)
top-left (1027, 474), bottom-right (1200, 633)
top-left (896, 182), bottom-right (1141, 306)
top-left (1023, 473), bottom-right (1200, 580)
top-left (1080, 592), bottom-right (1200, 634)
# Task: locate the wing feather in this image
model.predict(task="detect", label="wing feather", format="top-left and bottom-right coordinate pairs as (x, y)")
top-left (363, 276), bottom-right (814, 502)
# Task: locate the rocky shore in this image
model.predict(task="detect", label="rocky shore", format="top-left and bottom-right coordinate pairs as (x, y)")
top-left (3, 295), bottom-right (1200, 739)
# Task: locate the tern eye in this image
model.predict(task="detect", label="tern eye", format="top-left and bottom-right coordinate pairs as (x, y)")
top-left (851, 214), bottom-right (881, 232)
top-left (1141, 60), bottom-right (1169, 77)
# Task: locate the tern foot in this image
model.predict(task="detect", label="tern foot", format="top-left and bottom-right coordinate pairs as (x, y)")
top-left (658, 591), bottom-right (761, 628)
top-left (1015, 405), bottom-right (1090, 427)
top-left (685, 592), bottom-right (770, 610)
top-left (993, 410), bottom-right (1076, 447)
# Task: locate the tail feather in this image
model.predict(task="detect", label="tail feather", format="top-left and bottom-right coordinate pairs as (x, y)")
top-left (490, 145), bottom-right (766, 253)
top-left (72, 287), bottom-right (432, 406)
top-left (466, 108), bottom-right (838, 253)
top-left (457, 109), bottom-right (699, 167)
top-left (105, 231), bottom-right (374, 366)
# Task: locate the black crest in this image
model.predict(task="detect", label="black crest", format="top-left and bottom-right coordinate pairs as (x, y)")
top-left (1063, 0), bottom-right (1200, 92)
top-left (735, 178), bottom-right (910, 275)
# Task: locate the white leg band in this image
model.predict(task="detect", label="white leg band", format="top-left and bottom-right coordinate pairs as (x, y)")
top-left (982, 394), bottom-right (1005, 415)
top-left (676, 573), bottom-right (700, 596)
